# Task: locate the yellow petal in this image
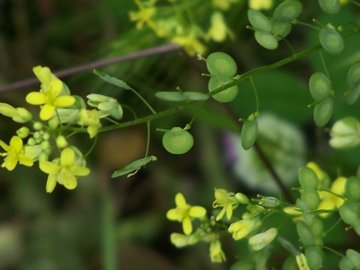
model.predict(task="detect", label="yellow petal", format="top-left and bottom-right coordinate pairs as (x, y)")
top-left (175, 193), bottom-right (187, 208)
top-left (2, 154), bottom-right (18, 171)
top-left (166, 209), bottom-right (182, 221)
top-left (48, 80), bottom-right (63, 97)
top-left (40, 104), bottom-right (56, 120)
top-left (40, 161), bottom-right (60, 174)
top-left (0, 140), bottom-right (9, 151)
top-left (54, 96), bottom-right (75, 107)
top-left (331, 177), bottom-right (347, 195)
top-left (182, 217), bottom-right (193, 235)
top-left (33, 66), bottom-right (52, 85)
top-left (18, 154), bottom-right (33, 167)
top-left (226, 204), bottom-right (233, 220)
top-left (71, 166), bottom-right (90, 176)
top-left (60, 148), bottom-right (75, 167)
top-left (26, 92), bottom-right (46, 105)
top-left (10, 136), bottom-right (23, 152)
top-left (61, 171), bottom-right (77, 190)
top-left (189, 206), bottom-right (206, 218)
top-left (46, 174), bottom-right (57, 193)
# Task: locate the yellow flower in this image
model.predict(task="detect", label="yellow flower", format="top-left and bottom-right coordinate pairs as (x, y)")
top-left (228, 218), bottom-right (259, 240)
top-left (318, 176), bottom-right (347, 217)
top-left (340, 0), bottom-right (348, 4)
top-left (78, 109), bottom-right (102, 138)
top-left (167, 193), bottom-right (206, 235)
top-left (39, 147), bottom-right (90, 193)
top-left (213, 188), bottom-right (248, 221)
top-left (129, 0), bottom-right (157, 29)
top-left (209, 240), bottom-right (226, 263)
top-left (0, 103), bottom-right (33, 123)
top-left (249, 0), bottom-right (273, 10)
top-left (0, 136), bottom-right (33, 171)
top-left (207, 12), bottom-right (233, 42)
top-left (212, 0), bottom-right (239, 10)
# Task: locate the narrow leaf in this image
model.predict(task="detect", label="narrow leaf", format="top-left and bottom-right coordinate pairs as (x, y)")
top-left (111, 156), bottom-right (157, 178)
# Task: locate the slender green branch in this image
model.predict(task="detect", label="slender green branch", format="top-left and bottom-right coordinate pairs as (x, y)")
top-left (323, 245), bottom-right (346, 258)
top-left (145, 121), bottom-right (151, 157)
top-left (249, 76), bottom-right (260, 113)
top-left (319, 50), bottom-right (330, 78)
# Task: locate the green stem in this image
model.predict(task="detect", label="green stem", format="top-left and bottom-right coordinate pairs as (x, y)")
top-left (145, 121), bottom-right (151, 157)
top-left (294, 20), bottom-right (321, 31)
top-left (101, 186), bottom-right (117, 270)
top-left (323, 245), bottom-right (346, 258)
top-left (127, 86), bottom-right (156, 115)
top-left (249, 76), bottom-right (260, 113)
top-left (319, 50), bottom-right (330, 78)
top-left (351, 0), bottom-right (360, 7)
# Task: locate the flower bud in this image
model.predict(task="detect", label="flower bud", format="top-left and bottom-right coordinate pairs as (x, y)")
top-left (16, 127), bottom-right (30, 138)
top-left (56, 136), bottom-right (68, 148)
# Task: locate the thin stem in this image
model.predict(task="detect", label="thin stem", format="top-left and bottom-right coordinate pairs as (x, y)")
top-left (249, 76), bottom-right (260, 113)
top-left (84, 136), bottom-right (98, 158)
top-left (128, 86), bottom-right (157, 114)
top-left (319, 50), bottom-right (330, 78)
top-left (283, 38), bottom-right (296, 55)
top-left (145, 121), bottom-right (151, 158)
top-left (294, 20), bottom-right (321, 31)
top-left (323, 245), bottom-right (346, 258)
top-left (325, 217), bottom-right (342, 235)
top-left (105, 117), bottom-right (120, 125)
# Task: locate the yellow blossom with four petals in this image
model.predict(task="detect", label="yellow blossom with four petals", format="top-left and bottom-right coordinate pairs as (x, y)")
top-left (26, 66), bottom-right (75, 121)
top-left (167, 193), bottom-right (206, 235)
top-left (0, 136), bottom-right (33, 171)
top-left (39, 147), bottom-right (90, 193)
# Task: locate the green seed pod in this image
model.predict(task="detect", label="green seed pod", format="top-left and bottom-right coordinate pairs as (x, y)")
top-left (318, 0), bottom-right (340, 14)
top-left (301, 191), bottom-right (321, 211)
top-left (259, 196), bottom-right (280, 208)
top-left (273, 0), bottom-right (303, 21)
top-left (247, 9), bottom-right (272, 32)
top-left (254, 31), bottom-right (279, 50)
top-left (345, 176), bottom-right (360, 200)
top-left (346, 249), bottom-right (360, 269)
top-left (162, 127), bottom-right (194, 155)
top-left (208, 77), bottom-right (239, 103)
top-left (296, 222), bottom-right (314, 247)
top-left (329, 117), bottom-right (360, 149)
top-left (345, 84), bottom-right (360, 105)
top-left (339, 257), bottom-right (354, 270)
top-left (299, 167), bottom-right (318, 190)
top-left (240, 114), bottom-right (258, 150)
top-left (206, 52), bottom-right (237, 78)
top-left (339, 201), bottom-right (360, 228)
top-left (309, 72), bottom-right (332, 101)
top-left (310, 217), bottom-right (324, 238)
top-left (313, 97), bottom-right (333, 127)
top-left (347, 63), bottom-right (360, 88)
top-left (271, 19), bottom-right (292, 40)
top-left (319, 27), bottom-right (344, 54)
top-left (305, 247), bottom-right (323, 270)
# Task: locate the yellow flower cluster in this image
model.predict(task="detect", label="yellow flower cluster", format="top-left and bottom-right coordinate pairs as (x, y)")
top-left (0, 66), bottom-right (124, 193)
top-left (129, 0), bottom-right (236, 55)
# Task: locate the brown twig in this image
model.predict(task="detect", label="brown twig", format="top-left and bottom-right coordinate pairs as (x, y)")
top-left (0, 43), bottom-right (181, 93)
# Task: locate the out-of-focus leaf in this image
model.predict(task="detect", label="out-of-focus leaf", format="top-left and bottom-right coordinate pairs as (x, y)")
top-left (112, 156), bottom-right (157, 178)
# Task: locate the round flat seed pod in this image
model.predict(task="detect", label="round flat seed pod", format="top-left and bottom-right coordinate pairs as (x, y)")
top-left (271, 19), bottom-right (292, 40)
top-left (319, 0), bottom-right (340, 14)
top-left (309, 72), bottom-right (332, 101)
top-left (247, 9), bottom-right (272, 32)
top-left (313, 97), bottom-right (333, 127)
top-left (345, 84), bottom-right (360, 105)
top-left (240, 116), bottom-right (258, 150)
top-left (162, 127), bottom-right (194, 155)
top-left (346, 62), bottom-right (360, 88)
top-left (273, 0), bottom-right (303, 21)
top-left (208, 76), bottom-right (238, 103)
top-left (305, 247), bottom-right (323, 270)
top-left (346, 249), bottom-right (360, 269)
top-left (206, 52), bottom-right (237, 78)
top-left (345, 176), bottom-right (360, 200)
top-left (296, 222), bottom-right (314, 247)
top-left (299, 167), bottom-right (318, 190)
top-left (339, 201), bottom-right (360, 227)
top-left (301, 191), bottom-right (321, 211)
top-left (319, 27), bottom-right (344, 54)
top-left (255, 31), bottom-right (279, 50)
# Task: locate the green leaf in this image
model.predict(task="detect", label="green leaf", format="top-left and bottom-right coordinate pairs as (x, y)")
top-left (155, 91), bottom-right (208, 102)
top-left (111, 156), bottom-right (157, 178)
top-left (94, 70), bottom-right (133, 90)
